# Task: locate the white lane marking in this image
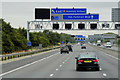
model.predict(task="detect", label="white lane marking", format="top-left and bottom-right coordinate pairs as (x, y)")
top-left (102, 52), bottom-right (120, 60)
top-left (100, 68), bottom-right (102, 71)
top-left (56, 69), bottom-right (58, 71)
top-left (64, 59), bottom-right (68, 62)
top-left (0, 53), bottom-right (59, 77)
top-left (103, 73), bottom-right (107, 77)
top-left (63, 62), bottom-right (64, 64)
top-left (50, 74), bottom-right (54, 77)
top-left (60, 65), bottom-right (62, 67)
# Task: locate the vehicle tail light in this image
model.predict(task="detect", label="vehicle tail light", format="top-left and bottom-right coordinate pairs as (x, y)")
top-left (93, 59), bottom-right (98, 62)
top-left (78, 60), bottom-right (83, 63)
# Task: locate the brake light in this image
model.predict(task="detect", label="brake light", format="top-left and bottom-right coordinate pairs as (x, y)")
top-left (93, 59), bottom-right (98, 62)
top-left (78, 60), bottom-right (83, 62)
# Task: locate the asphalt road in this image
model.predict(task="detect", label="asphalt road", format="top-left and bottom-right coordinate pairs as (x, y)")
top-left (1, 44), bottom-right (119, 78)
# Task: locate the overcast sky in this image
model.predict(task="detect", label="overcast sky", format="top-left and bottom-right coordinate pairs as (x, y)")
top-left (1, 1), bottom-right (120, 36)
top-left (1, 0), bottom-right (120, 2)
top-left (2, 2), bottom-right (118, 28)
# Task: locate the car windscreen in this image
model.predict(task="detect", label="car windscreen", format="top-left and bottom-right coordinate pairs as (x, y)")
top-left (78, 54), bottom-right (96, 60)
top-left (79, 58), bottom-right (96, 60)
top-left (62, 46), bottom-right (68, 49)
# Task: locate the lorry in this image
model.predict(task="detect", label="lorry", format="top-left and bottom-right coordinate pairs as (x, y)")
top-left (96, 40), bottom-right (101, 46)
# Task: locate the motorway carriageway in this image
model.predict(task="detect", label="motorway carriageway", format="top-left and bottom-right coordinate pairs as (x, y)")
top-left (0, 44), bottom-right (119, 78)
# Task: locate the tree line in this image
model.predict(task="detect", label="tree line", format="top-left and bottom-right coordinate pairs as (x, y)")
top-left (1, 19), bottom-right (75, 54)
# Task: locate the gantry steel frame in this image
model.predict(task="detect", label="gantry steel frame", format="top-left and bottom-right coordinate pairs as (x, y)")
top-left (27, 21), bottom-right (120, 40)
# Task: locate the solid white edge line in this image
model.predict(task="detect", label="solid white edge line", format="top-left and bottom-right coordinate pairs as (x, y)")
top-left (102, 52), bottom-right (120, 60)
top-left (89, 44), bottom-right (120, 60)
top-left (0, 53), bottom-right (59, 77)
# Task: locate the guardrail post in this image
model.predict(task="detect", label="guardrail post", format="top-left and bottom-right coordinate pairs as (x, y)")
top-left (27, 21), bottom-right (30, 41)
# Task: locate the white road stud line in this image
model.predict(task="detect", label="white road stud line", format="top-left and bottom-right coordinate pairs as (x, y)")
top-left (50, 74), bottom-right (54, 77)
top-left (103, 73), bottom-right (107, 77)
top-left (0, 53), bottom-right (59, 77)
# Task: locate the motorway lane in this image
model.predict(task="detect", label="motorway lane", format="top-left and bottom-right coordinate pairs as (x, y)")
top-left (52, 45), bottom-right (104, 78)
top-left (92, 48), bottom-right (118, 78)
top-left (2, 49), bottom-right (60, 73)
top-left (53, 45), bottom-right (118, 78)
top-left (2, 51), bottom-right (72, 78)
top-left (2, 44), bottom-right (119, 78)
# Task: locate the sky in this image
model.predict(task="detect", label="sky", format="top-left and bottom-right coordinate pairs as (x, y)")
top-left (1, 1), bottom-right (120, 36)
top-left (1, 0), bottom-right (120, 2)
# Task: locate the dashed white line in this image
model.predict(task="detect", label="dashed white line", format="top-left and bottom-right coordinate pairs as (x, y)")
top-left (103, 73), bottom-right (107, 77)
top-left (63, 62), bottom-right (65, 64)
top-left (56, 69), bottom-right (58, 71)
top-left (100, 68), bottom-right (102, 71)
top-left (0, 53), bottom-right (59, 77)
top-left (60, 65), bottom-right (62, 67)
top-left (65, 60), bottom-right (67, 62)
top-left (50, 74), bottom-right (54, 77)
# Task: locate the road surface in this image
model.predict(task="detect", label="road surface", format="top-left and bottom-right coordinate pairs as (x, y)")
top-left (1, 44), bottom-right (119, 79)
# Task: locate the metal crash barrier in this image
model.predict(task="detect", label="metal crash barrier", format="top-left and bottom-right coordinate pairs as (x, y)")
top-left (0, 46), bottom-right (60, 61)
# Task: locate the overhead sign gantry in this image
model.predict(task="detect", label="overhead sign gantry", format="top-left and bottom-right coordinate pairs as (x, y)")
top-left (27, 7), bottom-right (120, 40)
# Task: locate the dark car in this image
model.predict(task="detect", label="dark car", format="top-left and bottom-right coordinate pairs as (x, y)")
top-left (60, 46), bottom-right (69, 54)
top-left (75, 53), bottom-right (100, 71)
top-left (81, 44), bottom-right (86, 49)
top-left (66, 45), bottom-right (73, 52)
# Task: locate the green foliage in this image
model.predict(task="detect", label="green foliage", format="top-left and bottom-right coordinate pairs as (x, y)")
top-left (2, 32), bottom-right (15, 53)
top-left (1, 19), bottom-right (76, 54)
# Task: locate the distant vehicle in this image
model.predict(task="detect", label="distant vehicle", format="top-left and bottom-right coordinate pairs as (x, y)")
top-left (66, 45), bottom-right (73, 52)
top-left (75, 53), bottom-right (100, 71)
top-left (93, 43), bottom-right (96, 46)
top-left (105, 42), bottom-right (112, 48)
top-left (77, 43), bottom-right (80, 46)
top-left (88, 42), bottom-right (91, 44)
top-left (60, 46), bottom-right (69, 54)
top-left (97, 40), bottom-right (101, 46)
top-left (115, 24), bottom-right (120, 30)
top-left (80, 43), bottom-right (83, 46)
top-left (81, 44), bottom-right (86, 49)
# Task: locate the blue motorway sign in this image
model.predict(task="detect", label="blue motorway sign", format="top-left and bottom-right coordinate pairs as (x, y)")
top-left (63, 14), bottom-right (99, 20)
top-left (61, 41), bottom-right (64, 44)
top-left (75, 35), bottom-right (85, 38)
top-left (75, 35), bottom-right (86, 42)
top-left (51, 8), bottom-right (86, 14)
top-left (27, 42), bottom-right (31, 46)
top-left (54, 16), bottom-right (59, 20)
